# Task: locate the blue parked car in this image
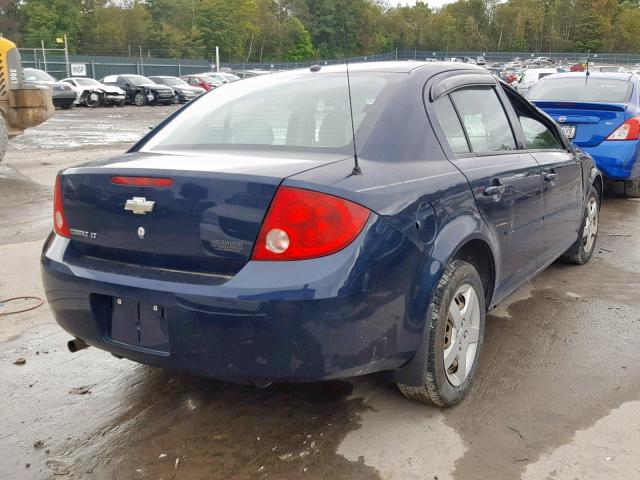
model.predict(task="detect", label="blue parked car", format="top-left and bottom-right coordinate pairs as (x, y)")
top-left (527, 71), bottom-right (640, 195)
top-left (41, 62), bottom-right (602, 406)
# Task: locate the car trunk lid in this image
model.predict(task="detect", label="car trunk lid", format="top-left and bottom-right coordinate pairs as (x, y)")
top-left (60, 151), bottom-right (348, 276)
top-left (532, 100), bottom-right (629, 147)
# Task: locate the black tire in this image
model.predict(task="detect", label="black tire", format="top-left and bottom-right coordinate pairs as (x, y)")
top-left (117, 100), bottom-right (126, 107)
top-left (398, 260), bottom-right (485, 407)
top-left (84, 91), bottom-right (102, 108)
top-left (60, 103), bottom-right (73, 110)
top-left (562, 185), bottom-right (599, 265)
top-left (134, 92), bottom-right (147, 107)
top-left (0, 115), bottom-right (7, 163)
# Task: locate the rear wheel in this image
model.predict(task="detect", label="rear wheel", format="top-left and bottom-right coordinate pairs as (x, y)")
top-left (0, 115), bottom-right (7, 163)
top-left (134, 93), bottom-right (147, 107)
top-left (562, 185), bottom-right (599, 265)
top-left (397, 260), bottom-right (485, 406)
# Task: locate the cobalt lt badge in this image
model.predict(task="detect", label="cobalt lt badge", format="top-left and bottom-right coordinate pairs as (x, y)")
top-left (137, 226), bottom-right (146, 239)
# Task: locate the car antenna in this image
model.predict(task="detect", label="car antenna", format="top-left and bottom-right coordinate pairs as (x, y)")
top-left (341, 5), bottom-right (361, 176)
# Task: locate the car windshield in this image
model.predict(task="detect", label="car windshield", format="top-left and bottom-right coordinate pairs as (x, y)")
top-left (125, 75), bottom-right (153, 86)
top-left (528, 77), bottom-right (633, 103)
top-left (142, 72), bottom-right (400, 153)
top-left (75, 78), bottom-right (100, 86)
top-left (24, 69), bottom-right (55, 82)
top-left (222, 73), bottom-right (241, 81)
top-left (154, 77), bottom-right (187, 87)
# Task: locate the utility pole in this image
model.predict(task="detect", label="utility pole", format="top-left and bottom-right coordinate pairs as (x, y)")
top-left (139, 45), bottom-right (144, 75)
top-left (215, 46), bottom-right (220, 72)
top-left (41, 40), bottom-right (48, 73)
top-left (63, 34), bottom-right (70, 77)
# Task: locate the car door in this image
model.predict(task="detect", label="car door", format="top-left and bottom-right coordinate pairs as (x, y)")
top-left (117, 76), bottom-right (134, 102)
top-left (430, 82), bottom-right (543, 301)
top-left (503, 88), bottom-right (583, 263)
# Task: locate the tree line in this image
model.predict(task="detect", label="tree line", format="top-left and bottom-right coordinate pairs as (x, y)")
top-left (2, 0), bottom-right (640, 62)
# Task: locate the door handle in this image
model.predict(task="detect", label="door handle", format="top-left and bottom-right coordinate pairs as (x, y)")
top-left (544, 173), bottom-right (558, 182)
top-left (483, 185), bottom-right (506, 196)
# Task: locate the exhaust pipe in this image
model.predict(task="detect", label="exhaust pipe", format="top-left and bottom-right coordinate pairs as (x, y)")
top-left (67, 338), bottom-right (89, 353)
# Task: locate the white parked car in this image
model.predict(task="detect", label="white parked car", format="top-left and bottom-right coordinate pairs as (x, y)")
top-left (60, 77), bottom-right (126, 107)
top-left (515, 68), bottom-right (559, 94)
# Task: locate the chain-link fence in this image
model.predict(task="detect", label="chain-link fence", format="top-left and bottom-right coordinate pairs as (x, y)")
top-left (19, 49), bottom-right (640, 79)
top-left (19, 52), bottom-right (211, 79)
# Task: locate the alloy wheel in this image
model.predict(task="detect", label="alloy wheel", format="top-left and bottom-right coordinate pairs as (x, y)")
top-left (583, 197), bottom-right (598, 253)
top-left (443, 284), bottom-right (481, 387)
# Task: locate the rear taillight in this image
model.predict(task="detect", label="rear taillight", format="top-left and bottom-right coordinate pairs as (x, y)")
top-left (607, 117), bottom-right (640, 141)
top-left (53, 175), bottom-right (70, 238)
top-left (252, 187), bottom-right (370, 261)
top-left (111, 176), bottom-right (174, 187)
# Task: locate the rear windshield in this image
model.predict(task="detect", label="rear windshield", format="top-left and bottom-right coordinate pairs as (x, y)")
top-left (528, 77), bottom-right (633, 103)
top-left (24, 69), bottom-right (55, 82)
top-left (141, 72), bottom-right (400, 153)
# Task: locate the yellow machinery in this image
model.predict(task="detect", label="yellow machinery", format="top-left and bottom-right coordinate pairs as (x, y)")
top-left (0, 37), bottom-right (54, 162)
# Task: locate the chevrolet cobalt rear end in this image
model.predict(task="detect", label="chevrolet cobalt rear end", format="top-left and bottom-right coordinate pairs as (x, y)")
top-left (42, 63), bottom-right (601, 406)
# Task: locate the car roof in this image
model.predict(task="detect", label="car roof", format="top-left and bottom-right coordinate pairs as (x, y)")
top-left (230, 61), bottom-right (488, 82)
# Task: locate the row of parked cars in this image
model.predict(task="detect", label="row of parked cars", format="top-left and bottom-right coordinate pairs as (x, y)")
top-left (21, 68), bottom-right (241, 109)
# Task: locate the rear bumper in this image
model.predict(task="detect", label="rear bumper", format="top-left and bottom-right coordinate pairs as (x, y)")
top-left (582, 140), bottom-right (640, 180)
top-left (53, 95), bottom-right (76, 108)
top-left (41, 216), bottom-right (428, 383)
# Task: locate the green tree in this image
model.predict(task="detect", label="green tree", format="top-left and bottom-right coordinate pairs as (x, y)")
top-left (284, 17), bottom-right (315, 60)
top-left (20, 0), bottom-right (84, 49)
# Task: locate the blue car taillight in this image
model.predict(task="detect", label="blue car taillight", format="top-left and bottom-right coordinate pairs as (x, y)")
top-left (607, 116), bottom-right (640, 141)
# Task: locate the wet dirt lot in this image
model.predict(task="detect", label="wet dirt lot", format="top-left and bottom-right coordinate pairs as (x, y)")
top-left (2, 106), bottom-right (640, 480)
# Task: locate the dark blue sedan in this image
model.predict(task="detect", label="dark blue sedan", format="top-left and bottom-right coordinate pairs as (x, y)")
top-left (41, 62), bottom-right (602, 406)
top-left (528, 72), bottom-right (640, 195)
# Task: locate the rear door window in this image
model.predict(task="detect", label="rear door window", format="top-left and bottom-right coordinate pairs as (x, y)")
top-left (433, 97), bottom-right (470, 155)
top-left (450, 88), bottom-right (517, 153)
top-left (528, 77), bottom-right (633, 103)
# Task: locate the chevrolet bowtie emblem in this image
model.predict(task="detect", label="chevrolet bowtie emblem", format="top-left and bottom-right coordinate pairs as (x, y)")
top-left (124, 197), bottom-right (155, 215)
